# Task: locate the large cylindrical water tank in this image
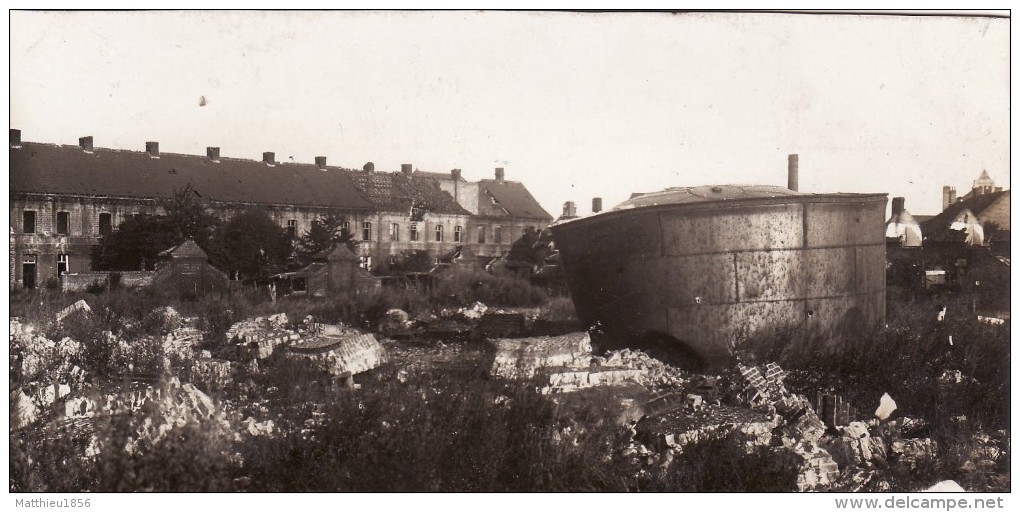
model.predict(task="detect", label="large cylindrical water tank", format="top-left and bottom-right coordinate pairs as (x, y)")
top-left (550, 184), bottom-right (887, 365)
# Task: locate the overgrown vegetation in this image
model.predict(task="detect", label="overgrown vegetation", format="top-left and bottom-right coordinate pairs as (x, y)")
top-left (9, 268), bottom-right (1009, 492)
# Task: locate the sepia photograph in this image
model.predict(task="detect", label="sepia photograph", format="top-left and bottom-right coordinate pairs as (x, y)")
top-left (7, 7), bottom-right (1011, 503)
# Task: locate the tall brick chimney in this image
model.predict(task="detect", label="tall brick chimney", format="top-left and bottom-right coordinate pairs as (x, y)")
top-left (10, 129), bottom-right (21, 147)
top-left (206, 147), bottom-right (220, 161)
top-left (495, 167), bottom-right (505, 182)
top-left (401, 163), bottom-right (413, 176)
top-left (79, 136), bottom-right (94, 152)
top-left (891, 197), bottom-right (905, 216)
top-left (562, 201), bottom-right (577, 219)
top-left (592, 197), bottom-right (603, 214)
top-left (263, 151), bottom-right (275, 165)
top-left (146, 141), bottom-right (159, 157)
top-left (315, 156), bottom-right (327, 169)
top-left (787, 154), bottom-right (799, 192)
top-left (364, 162), bottom-right (375, 173)
top-left (942, 186), bottom-right (957, 211)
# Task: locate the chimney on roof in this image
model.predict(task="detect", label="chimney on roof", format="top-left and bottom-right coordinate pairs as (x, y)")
top-left (451, 168), bottom-right (462, 180)
top-left (315, 156), bottom-right (327, 169)
top-left (401, 163), bottom-right (413, 176)
top-left (942, 186), bottom-right (957, 211)
top-left (263, 151), bottom-right (275, 165)
top-left (787, 154), bottom-right (799, 192)
top-left (206, 147), bottom-right (220, 161)
top-left (364, 162), bottom-right (375, 173)
top-left (10, 129), bottom-right (21, 147)
top-left (891, 197), bottom-right (905, 217)
top-left (562, 201), bottom-right (577, 219)
top-left (592, 197), bottom-right (603, 214)
top-left (79, 136), bottom-right (94, 152)
top-left (146, 141), bottom-right (159, 157)
top-left (495, 167), bottom-right (505, 182)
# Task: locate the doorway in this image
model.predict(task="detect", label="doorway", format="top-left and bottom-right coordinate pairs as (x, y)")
top-left (22, 255), bottom-right (37, 289)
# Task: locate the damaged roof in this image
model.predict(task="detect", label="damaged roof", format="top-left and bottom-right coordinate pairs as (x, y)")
top-left (920, 190), bottom-right (1009, 238)
top-left (10, 142), bottom-right (374, 210)
top-left (345, 170), bottom-right (471, 216)
top-left (478, 179), bottom-right (553, 221)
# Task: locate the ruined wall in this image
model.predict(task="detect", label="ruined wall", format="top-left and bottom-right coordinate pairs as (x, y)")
top-left (9, 195), bottom-right (164, 289)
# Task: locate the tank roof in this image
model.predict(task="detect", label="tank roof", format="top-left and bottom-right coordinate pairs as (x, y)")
top-left (612, 184), bottom-right (884, 212)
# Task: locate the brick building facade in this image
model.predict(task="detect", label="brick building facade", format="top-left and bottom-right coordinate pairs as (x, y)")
top-left (9, 130), bottom-right (553, 289)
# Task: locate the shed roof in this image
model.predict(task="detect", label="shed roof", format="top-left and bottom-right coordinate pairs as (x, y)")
top-left (158, 239), bottom-right (208, 259)
top-left (10, 142), bottom-right (374, 209)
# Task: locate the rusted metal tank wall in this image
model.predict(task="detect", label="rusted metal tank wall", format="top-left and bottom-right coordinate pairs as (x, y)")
top-left (551, 196), bottom-right (887, 364)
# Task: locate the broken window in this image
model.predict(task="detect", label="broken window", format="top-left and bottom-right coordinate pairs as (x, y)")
top-left (410, 222), bottom-right (419, 242)
top-left (22, 211), bottom-right (36, 234)
top-left (57, 211), bottom-right (70, 235)
top-left (57, 253), bottom-right (69, 275)
top-left (361, 222), bottom-right (372, 241)
top-left (454, 225), bottom-right (462, 243)
top-left (494, 226), bottom-right (503, 244)
top-left (435, 224), bottom-right (443, 242)
top-left (98, 213), bottom-right (112, 236)
top-left (477, 226), bottom-right (486, 244)
top-left (287, 219), bottom-right (297, 239)
top-left (389, 223), bottom-right (400, 241)
top-left (359, 255), bottom-right (372, 271)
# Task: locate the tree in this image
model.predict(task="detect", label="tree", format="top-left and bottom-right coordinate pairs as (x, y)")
top-left (208, 209), bottom-right (291, 281)
top-left (296, 212), bottom-right (356, 264)
top-left (506, 226), bottom-right (544, 265)
top-left (92, 184), bottom-right (220, 271)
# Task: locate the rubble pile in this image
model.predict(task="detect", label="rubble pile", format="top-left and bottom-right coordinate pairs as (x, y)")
top-left (774, 439), bottom-right (843, 491)
top-left (819, 421), bottom-right (888, 469)
top-left (126, 379), bottom-right (231, 453)
top-left (379, 309), bottom-right (413, 335)
top-left (56, 299), bottom-right (93, 323)
top-left (732, 362), bottom-right (840, 490)
top-left (489, 332), bottom-right (593, 379)
top-left (301, 316), bottom-right (355, 337)
top-left (540, 368), bottom-right (648, 394)
top-left (192, 357), bottom-right (234, 390)
top-left (636, 405), bottom-right (776, 454)
top-left (595, 348), bottom-right (688, 390)
top-left (457, 301), bottom-right (488, 320)
top-left (889, 438), bottom-right (937, 468)
top-left (288, 332), bottom-right (388, 377)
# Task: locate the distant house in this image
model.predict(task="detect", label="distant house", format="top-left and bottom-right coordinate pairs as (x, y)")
top-left (922, 189), bottom-right (1010, 248)
top-left (270, 244), bottom-right (379, 297)
top-left (885, 197), bottom-right (923, 247)
top-left (476, 169), bottom-right (554, 257)
top-left (156, 239), bottom-right (228, 296)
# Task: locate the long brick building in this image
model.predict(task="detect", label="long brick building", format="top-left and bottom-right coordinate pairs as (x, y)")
top-left (9, 129), bottom-right (552, 290)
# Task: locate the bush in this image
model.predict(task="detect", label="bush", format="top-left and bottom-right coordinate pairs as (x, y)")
top-left (239, 360), bottom-right (636, 491)
top-left (434, 269), bottom-right (548, 307)
top-left (644, 432), bottom-right (799, 491)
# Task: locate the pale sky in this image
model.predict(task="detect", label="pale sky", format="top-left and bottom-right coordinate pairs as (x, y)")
top-left (9, 11), bottom-right (1010, 217)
